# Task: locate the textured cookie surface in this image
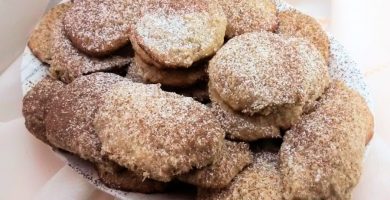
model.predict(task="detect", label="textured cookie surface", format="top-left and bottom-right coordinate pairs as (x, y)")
top-left (130, 54), bottom-right (207, 87)
top-left (63, 0), bottom-right (133, 56)
top-left (22, 77), bottom-right (64, 144)
top-left (179, 141), bottom-right (253, 189)
top-left (45, 73), bottom-right (125, 162)
top-left (130, 0), bottom-right (227, 68)
top-left (278, 10), bottom-right (330, 63)
top-left (28, 2), bottom-right (72, 64)
top-left (197, 152), bottom-right (283, 200)
top-left (217, 0), bottom-right (277, 38)
top-left (94, 81), bottom-right (225, 182)
top-left (280, 81), bottom-right (374, 200)
top-left (96, 161), bottom-right (167, 193)
top-left (209, 32), bottom-right (329, 115)
top-left (51, 20), bottom-right (131, 83)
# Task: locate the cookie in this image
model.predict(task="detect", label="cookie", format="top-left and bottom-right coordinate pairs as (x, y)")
top-left (22, 77), bottom-right (65, 144)
top-left (129, 54), bottom-right (207, 87)
top-left (45, 73), bottom-right (125, 162)
top-left (96, 161), bottom-right (167, 193)
top-left (94, 81), bottom-right (225, 182)
top-left (130, 0), bottom-right (227, 68)
top-left (217, 0), bottom-right (278, 38)
top-left (50, 19), bottom-right (132, 83)
top-left (208, 32), bottom-right (329, 115)
top-left (28, 2), bottom-right (72, 64)
top-left (63, 0), bottom-right (134, 56)
top-left (278, 10), bottom-right (330, 63)
top-left (280, 81), bottom-right (374, 199)
top-left (197, 152), bottom-right (282, 200)
top-left (178, 141), bottom-right (253, 189)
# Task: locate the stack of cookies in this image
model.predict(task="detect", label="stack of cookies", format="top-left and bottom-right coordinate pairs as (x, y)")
top-left (24, 0), bottom-right (374, 199)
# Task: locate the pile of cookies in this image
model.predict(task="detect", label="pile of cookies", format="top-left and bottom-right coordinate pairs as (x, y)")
top-left (24, 0), bottom-right (374, 199)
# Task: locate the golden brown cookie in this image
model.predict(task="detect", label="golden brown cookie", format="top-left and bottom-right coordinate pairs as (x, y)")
top-left (209, 32), bottom-right (329, 115)
top-left (28, 2), bottom-right (72, 64)
top-left (178, 141), bottom-right (253, 189)
top-left (63, 0), bottom-right (133, 56)
top-left (94, 81), bottom-right (225, 182)
top-left (197, 152), bottom-right (282, 200)
top-left (130, 0), bottom-right (227, 68)
top-left (22, 77), bottom-right (64, 144)
top-left (45, 73), bottom-right (125, 162)
top-left (129, 54), bottom-right (207, 87)
top-left (217, 0), bottom-right (278, 38)
top-left (96, 161), bottom-right (167, 193)
top-left (280, 81), bottom-right (374, 200)
top-left (50, 19), bottom-right (132, 83)
top-left (278, 10), bottom-right (330, 63)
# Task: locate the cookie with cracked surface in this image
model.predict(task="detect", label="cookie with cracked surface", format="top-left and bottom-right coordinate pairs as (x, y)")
top-left (129, 54), bottom-right (207, 87)
top-left (130, 0), bottom-right (227, 68)
top-left (208, 32), bottom-right (329, 116)
top-left (96, 161), bottom-right (167, 193)
top-left (280, 81), bottom-right (374, 200)
top-left (45, 73), bottom-right (126, 163)
top-left (217, 0), bottom-right (278, 38)
top-left (28, 2), bottom-right (72, 64)
top-left (94, 81), bottom-right (225, 182)
top-left (278, 9), bottom-right (330, 63)
top-left (197, 152), bottom-right (282, 200)
top-left (178, 141), bottom-right (253, 189)
top-left (63, 0), bottom-right (135, 56)
top-left (22, 77), bottom-right (65, 144)
top-left (50, 19), bottom-right (132, 83)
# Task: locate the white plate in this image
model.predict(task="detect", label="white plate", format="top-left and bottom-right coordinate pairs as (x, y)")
top-left (21, 1), bottom-right (373, 199)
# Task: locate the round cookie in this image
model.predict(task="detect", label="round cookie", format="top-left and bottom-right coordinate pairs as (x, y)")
top-left (130, 0), bottom-right (227, 68)
top-left (96, 161), bottom-right (167, 193)
top-left (178, 141), bottom-right (253, 189)
top-left (217, 0), bottom-right (278, 38)
top-left (63, 0), bottom-right (133, 56)
top-left (45, 73), bottom-right (125, 162)
top-left (22, 77), bottom-right (65, 144)
top-left (278, 9), bottom-right (330, 63)
top-left (278, 10), bottom-right (330, 63)
top-left (197, 152), bottom-right (283, 200)
top-left (208, 31), bottom-right (329, 115)
top-left (51, 19), bottom-right (132, 83)
top-left (280, 81), bottom-right (374, 200)
top-left (28, 2), bottom-right (72, 64)
top-left (94, 81), bottom-right (225, 182)
top-left (130, 54), bottom-right (207, 87)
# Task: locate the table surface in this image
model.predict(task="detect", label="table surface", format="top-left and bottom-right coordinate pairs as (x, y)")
top-left (1, 0), bottom-right (389, 199)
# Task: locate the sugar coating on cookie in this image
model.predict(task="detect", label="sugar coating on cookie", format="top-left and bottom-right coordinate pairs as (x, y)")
top-left (63, 0), bottom-right (133, 56)
top-left (278, 9), bottom-right (330, 64)
top-left (130, 0), bottom-right (227, 68)
top-left (197, 152), bottom-right (283, 200)
top-left (94, 81), bottom-right (225, 182)
top-left (208, 31), bottom-right (329, 115)
top-left (22, 77), bottom-right (65, 144)
top-left (178, 141), bottom-right (253, 189)
top-left (45, 73), bottom-right (125, 162)
top-left (51, 19), bottom-right (131, 83)
top-left (130, 54), bottom-right (207, 87)
top-left (28, 2), bottom-right (72, 64)
top-left (280, 81), bottom-right (374, 200)
top-left (217, 0), bottom-right (278, 38)
top-left (96, 161), bottom-right (167, 193)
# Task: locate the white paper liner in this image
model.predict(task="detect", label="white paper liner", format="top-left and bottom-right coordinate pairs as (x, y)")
top-left (21, 1), bottom-right (373, 199)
